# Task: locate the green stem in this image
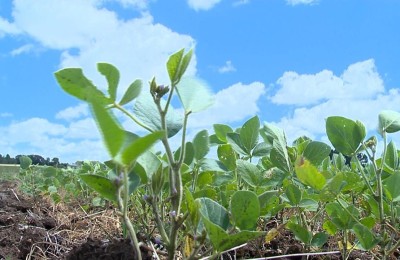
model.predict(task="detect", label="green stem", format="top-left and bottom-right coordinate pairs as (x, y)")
top-left (378, 133), bottom-right (388, 260)
top-left (177, 112), bottom-right (191, 166)
top-left (354, 153), bottom-right (375, 195)
top-left (153, 91), bottom-right (185, 260)
top-left (387, 236), bottom-right (400, 256)
top-left (150, 197), bottom-right (170, 245)
top-left (119, 168), bottom-right (142, 260)
top-left (111, 102), bottom-right (154, 132)
top-left (163, 84), bottom-right (175, 114)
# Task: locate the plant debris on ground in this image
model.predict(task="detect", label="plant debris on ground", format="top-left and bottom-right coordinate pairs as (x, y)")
top-left (0, 180), bottom-right (383, 260)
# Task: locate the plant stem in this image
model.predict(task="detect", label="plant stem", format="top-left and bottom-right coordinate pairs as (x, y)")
top-left (354, 151), bottom-right (375, 195)
top-left (119, 168), bottom-right (142, 260)
top-left (111, 102), bottom-right (154, 133)
top-left (153, 90), bottom-right (185, 260)
top-left (377, 133), bottom-right (388, 260)
top-left (151, 197), bottom-right (170, 245)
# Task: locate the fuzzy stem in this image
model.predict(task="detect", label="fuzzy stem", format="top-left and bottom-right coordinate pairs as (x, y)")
top-left (378, 132), bottom-right (388, 260)
top-left (111, 102), bottom-right (154, 133)
top-left (118, 168), bottom-right (142, 260)
top-left (150, 197), bottom-right (170, 245)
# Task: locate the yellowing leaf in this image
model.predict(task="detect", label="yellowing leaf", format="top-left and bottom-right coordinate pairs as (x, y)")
top-left (295, 157), bottom-right (326, 190)
top-left (338, 240), bottom-right (353, 250)
top-left (184, 235), bottom-right (194, 257)
top-left (265, 228), bottom-right (279, 244)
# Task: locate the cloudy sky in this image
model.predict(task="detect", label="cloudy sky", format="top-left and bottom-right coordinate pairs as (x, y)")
top-left (1, 0), bottom-right (400, 163)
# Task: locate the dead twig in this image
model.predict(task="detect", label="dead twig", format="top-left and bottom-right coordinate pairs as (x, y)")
top-left (11, 188), bottom-right (20, 201)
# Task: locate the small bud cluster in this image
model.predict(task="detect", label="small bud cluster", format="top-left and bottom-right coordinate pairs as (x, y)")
top-left (150, 77), bottom-right (169, 99)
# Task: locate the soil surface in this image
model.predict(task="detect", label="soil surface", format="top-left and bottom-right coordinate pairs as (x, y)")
top-left (0, 180), bottom-right (397, 259)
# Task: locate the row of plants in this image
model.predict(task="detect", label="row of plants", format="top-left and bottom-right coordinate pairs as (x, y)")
top-left (17, 158), bottom-right (108, 209)
top-left (51, 49), bottom-right (400, 259)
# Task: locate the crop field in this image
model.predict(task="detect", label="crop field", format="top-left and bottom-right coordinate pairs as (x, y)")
top-left (0, 50), bottom-right (399, 260)
top-left (0, 164), bottom-right (19, 178)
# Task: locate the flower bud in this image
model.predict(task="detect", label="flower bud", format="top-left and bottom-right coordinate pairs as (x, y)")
top-left (150, 77), bottom-right (157, 94)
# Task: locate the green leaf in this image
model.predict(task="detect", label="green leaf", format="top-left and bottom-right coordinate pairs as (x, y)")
top-left (185, 187), bottom-right (200, 227)
top-left (218, 144), bottom-right (237, 171)
top-left (54, 68), bottom-right (109, 105)
top-left (133, 92), bottom-right (182, 137)
top-left (174, 142), bottom-right (195, 166)
top-left (240, 116), bottom-right (260, 154)
top-left (285, 183), bottom-right (302, 206)
top-left (128, 170), bottom-right (141, 195)
top-left (226, 133), bottom-right (247, 155)
top-left (43, 166), bottom-right (57, 178)
top-left (325, 202), bottom-right (359, 230)
top-left (213, 124), bottom-right (233, 143)
top-left (311, 232), bottom-right (329, 248)
top-left (179, 49), bottom-right (193, 82)
top-left (236, 159), bottom-right (263, 187)
top-left (137, 151), bottom-right (161, 181)
top-left (352, 223), bottom-right (379, 250)
top-left (48, 185), bottom-right (57, 194)
top-left (270, 143), bottom-right (291, 172)
top-left (167, 49), bottom-right (184, 84)
top-left (303, 141), bottom-right (331, 166)
top-left (201, 216), bottom-right (264, 252)
top-left (298, 199), bottom-right (319, 211)
top-left (287, 222), bottom-right (312, 244)
top-left (19, 156), bottom-right (32, 170)
top-left (385, 141), bottom-right (398, 171)
top-left (295, 157), bottom-right (326, 190)
top-left (326, 116), bottom-right (364, 156)
top-left (97, 63), bottom-right (119, 102)
top-left (120, 131), bottom-right (164, 166)
top-left (91, 103), bottom-right (124, 158)
top-left (194, 188), bottom-right (218, 200)
top-left (252, 142), bottom-right (271, 157)
top-left (151, 165), bottom-right (166, 195)
top-left (197, 172), bottom-right (213, 188)
top-left (199, 158), bottom-right (227, 172)
top-left (378, 110), bottom-right (400, 134)
top-left (230, 191), bottom-right (260, 230)
top-left (176, 77), bottom-right (214, 113)
top-left (383, 171), bottom-right (400, 202)
top-left (323, 220), bottom-right (337, 235)
top-left (264, 123), bottom-right (291, 172)
top-left (119, 79), bottom-right (142, 106)
top-left (80, 174), bottom-right (117, 202)
top-left (193, 130), bottom-right (210, 160)
top-left (197, 197), bottom-right (230, 230)
top-left (167, 49), bottom-right (193, 85)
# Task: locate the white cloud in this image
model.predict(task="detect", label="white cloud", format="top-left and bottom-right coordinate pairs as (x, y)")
top-left (111, 0), bottom-right (149, 9)
top-left (187, 0), bottom-right (222, 11)
top-left (0, 117), bottom-right (106, 163)
top-left (5, 0), bottom-right (195, 90)
top-left (10, 44), bottom-right (34, 56)
top-left (269, 60), bottom-right (400, 147)
top-left (0, 0), bottom-right (199, 163)
top-left (233, 0), bottom-right (250, 7)
top-left (190, 82), bottom-right (266, 128)
top-left (0, 17), bottom-right (21, 37)
top-left (271, 59), bottom-right (384, 106)
top-left (0, 81), bottom-right (265, 162)
top-left (0, 112), bottom-right (13, 118)
top-left (218, 60), bottom-right (236, 73)
top-left (56, 103), bottom-right (89, 121)
top-left (286, 0), bottom-right (318, 6)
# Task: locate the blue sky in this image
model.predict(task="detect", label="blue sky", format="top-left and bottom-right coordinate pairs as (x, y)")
top-left (1, 0), bottom-right (400, 163)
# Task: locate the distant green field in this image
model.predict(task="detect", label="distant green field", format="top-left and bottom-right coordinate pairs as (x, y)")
top-left (0, 164), bottom-right (20, 180)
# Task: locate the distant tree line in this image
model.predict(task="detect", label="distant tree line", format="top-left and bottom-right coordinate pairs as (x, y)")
top-left (0, 154), bottom-right (68, 168)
